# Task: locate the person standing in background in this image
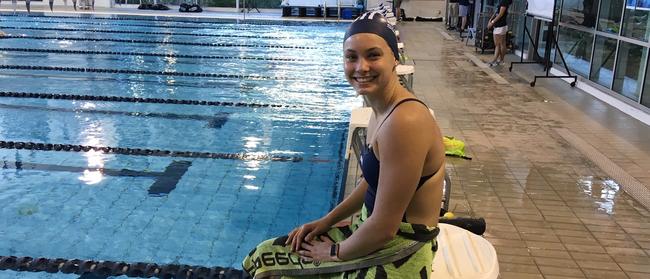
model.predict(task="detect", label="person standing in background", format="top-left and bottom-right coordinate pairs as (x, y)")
top-left (458, 0), bottom-right (470, 33)
top-left (447, 0), bottom-right (459, 30)
top-left (487, 0), bottom-right (512, 66)
top-left (394, 0), bottom-right (403, 21)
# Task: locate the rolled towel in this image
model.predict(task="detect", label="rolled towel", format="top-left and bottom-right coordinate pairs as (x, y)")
top-left (439, 217), bottom-right (486, 235)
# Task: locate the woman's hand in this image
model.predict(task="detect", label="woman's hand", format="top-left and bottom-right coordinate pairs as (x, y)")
top-left (299, 236), bottom-right (341, 263)
top-left (487, 20), bottom-right (494, 29)
top-left (286, 218), bottom-right (331, 252)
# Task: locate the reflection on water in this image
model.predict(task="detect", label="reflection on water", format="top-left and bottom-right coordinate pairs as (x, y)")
top-left (577, 176), bottom-right (621, 214)
top-left (77, 116), bottom-right (114, 185)
top-left (244, 185), bottom-right (260, 191)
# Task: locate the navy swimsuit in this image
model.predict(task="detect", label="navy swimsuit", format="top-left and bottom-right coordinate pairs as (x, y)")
top-left (360, 98), bottom-right (437, 220)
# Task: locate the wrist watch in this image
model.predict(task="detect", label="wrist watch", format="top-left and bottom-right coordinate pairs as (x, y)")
top-left (330, 243), bottom-right (342, 261)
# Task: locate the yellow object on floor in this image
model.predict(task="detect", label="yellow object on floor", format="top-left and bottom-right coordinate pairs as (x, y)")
top-left (442, 212), bottom-right (455, 219)
top-left (443, 136), bottom-right (471, 159)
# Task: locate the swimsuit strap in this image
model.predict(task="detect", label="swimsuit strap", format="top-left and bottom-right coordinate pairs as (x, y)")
top-left (371, 98), bottom-right (428, 144)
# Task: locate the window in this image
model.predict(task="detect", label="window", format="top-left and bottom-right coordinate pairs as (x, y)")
top-left (556, 27), bottom-right (593, 77)
top-left (642, 83), bottom-right (650, 108)
top-left (561, 0), bottom-right (599, 28)
top-left (597, 0), bottom-right (624, 34)
top-left (590, 36), bottom-right (618, 88)
top-left (508, 0), bottom-right (529, 51)
top-left (621, 1), bottom-right (650, 41)
top-left (513, 11), bottom-right (533, 55)
top-left (612, 42), bottom-right (647, 101)
top-left (537, 22), bottom-right (551, 60)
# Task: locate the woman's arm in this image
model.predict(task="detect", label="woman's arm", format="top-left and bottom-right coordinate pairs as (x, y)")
top-left (289, 177), bottom-right (368, 251)
top-left (322, 177), bottom-right (368, 226)
top-left (490, 6), bottom-right (508, 25)
top-left (337, 104), bottom-right (432, 260)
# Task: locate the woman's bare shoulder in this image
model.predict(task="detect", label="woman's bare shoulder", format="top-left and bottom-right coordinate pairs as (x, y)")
top-left (387, 101), bottom-right (435, 129)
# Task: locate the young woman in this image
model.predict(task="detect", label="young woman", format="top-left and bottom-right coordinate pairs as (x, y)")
top-left (242, 12), bottom-right (445, 278)
top-left (487, 0), bottom-right (512, 66)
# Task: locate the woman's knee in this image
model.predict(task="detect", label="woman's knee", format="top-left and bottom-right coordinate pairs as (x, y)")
top-left (494, 35), bottom-right (504, 45)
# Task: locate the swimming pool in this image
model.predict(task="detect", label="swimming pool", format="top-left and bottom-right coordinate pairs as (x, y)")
top-left (0, 13), bottom-right (358, 278)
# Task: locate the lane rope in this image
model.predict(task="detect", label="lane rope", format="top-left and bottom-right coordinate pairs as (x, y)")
top-left (0, 65), bottom-right (302, 80)
top-left (0, 47), bottom-right (310, 62)
top-left (0, 140), bottom-right (303, 162)
top-left (0, 255), bottom-right (251, 279)
top-left (0, 35), bottom-right (317, 49)
top-left (0, 26), bottom-right (295, 39)
top-left (0, 91), bottom-right (299, 108)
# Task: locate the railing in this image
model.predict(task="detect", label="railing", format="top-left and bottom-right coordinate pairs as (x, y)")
top-left (337, 0), bottom-right (340, 20)
top-left (350, 127), bottom-right (367, 164)
top-left (321, 0), bottom-right (343, 20)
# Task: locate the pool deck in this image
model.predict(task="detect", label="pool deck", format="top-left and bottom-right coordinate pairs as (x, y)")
top-left (403, 22), bottom-right (650, 279)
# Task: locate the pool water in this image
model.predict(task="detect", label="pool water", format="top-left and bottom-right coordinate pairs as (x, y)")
top-left (0, 13), bottom-right (358, 278)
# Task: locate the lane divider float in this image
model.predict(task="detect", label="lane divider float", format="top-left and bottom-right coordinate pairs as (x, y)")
top-left (0, 140), bottom-right (303, 162)
top-left (0, 91), bottom-right (299, 108)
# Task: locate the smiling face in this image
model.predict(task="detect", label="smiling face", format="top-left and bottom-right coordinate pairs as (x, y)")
top-left (343, 33), bottom-right (398, 96)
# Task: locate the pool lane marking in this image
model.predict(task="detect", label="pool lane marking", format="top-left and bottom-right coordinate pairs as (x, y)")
top-left (0, 91), bottom-right (300, 109)
top-left (0, 140), bottom-right (303, 162)
top-left (0, 64), bottom-right (319, 81)
top-left (0, 103), bottom-right (230, 130)
top-left (0, 47), bottom-right (311, 62)
top-left (0, 26), bottom-right (297, 40)
top-left (0, 35), bottom-right (317, 49)
top-left (205, 112), bottom-right (230, 129)
top-left (1, 160), bottom-right (160, 177)
top-left (147, 161), bottom-right (192, 196)
top-left (2, 160), bottom-right (191, 196)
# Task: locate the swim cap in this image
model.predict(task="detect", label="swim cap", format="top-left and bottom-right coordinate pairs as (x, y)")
top-left (343, 12), bottom-right (399, 61)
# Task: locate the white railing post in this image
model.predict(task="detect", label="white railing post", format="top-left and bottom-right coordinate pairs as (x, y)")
top-left (338, 0), bottom-right (340, 21)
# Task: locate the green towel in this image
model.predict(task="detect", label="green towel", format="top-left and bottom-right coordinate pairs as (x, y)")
top-left (242, 206), bottom-right (439, 278)
top-left (443, 136), bottom-right (471, 160)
